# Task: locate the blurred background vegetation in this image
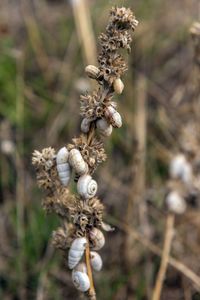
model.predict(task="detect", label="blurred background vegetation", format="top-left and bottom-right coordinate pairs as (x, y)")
top-left (1, 0), bottom-right (200, 299)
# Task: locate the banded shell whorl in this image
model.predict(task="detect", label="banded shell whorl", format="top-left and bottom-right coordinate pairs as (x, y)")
top-left (89, 228), bottom-right (105, 250)
top-left (72, 271), bottom-right (90, 292)
top-left (96, 118), bottom-right (113, 136)
top-left (104, 106), bottom-right (122, 128)
top-left (77, 174), bottom-right (98, 199)
top-left (68, 237), bottom-right (87, 269)
top-left (90, 251), bottom-right (103, 271)
top-left (56, 147), bottom-right (71, 187)
top-left (69, 149), bottom-right (88, 175)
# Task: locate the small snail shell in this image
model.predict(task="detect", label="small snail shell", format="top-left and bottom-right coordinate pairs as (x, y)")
top-left (166, 191), bottom-right (186, 215)
top-left (81, 118), bottom-right (91, 133)
top-left (90, 251), bottom-right (103, 271)
top-left (69, 149), bottom-right (88, 176)
top-left (113, 78), bottom-right (124, 94)
top-left (56, 147), bottom-right (69, 164)
top-left (89, 228), bottom-right (105, 250)
top-left (169, 154), bottom-right (192, 185)
top-left (85, 65), bottom-right (100, 80)
top-left (68, 237), bottom-right (87, 269)
top-left (56, 147), bottom-right (71, 186)
top-left (77, 174), bottom-right (98, 199)
top-left (104, 106), bottom-right (122, 128)
top-left (96, 118), bottom-right (113, 136)
top-left (72, 271), bottom-right (90, 292)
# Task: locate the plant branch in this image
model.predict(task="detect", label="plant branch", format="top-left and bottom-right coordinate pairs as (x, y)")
top-left (152, 213), bottom-right (175, 300)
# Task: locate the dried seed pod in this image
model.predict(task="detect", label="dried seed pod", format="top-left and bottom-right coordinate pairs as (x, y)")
top-left (69, 149), bottom-right (88, 176)
top-left (72, 270), bottom-right (90, 292)
top-left (85, 65), bottom-right (100, 79)
top-left (89, 228), bottom-right (105, 250)
top-left (104, 106), bottom-right (122, 128)
top-left (77, 174), bottom-right (98, 199)
top-left (56, 147), bottom-right (71, 186)
top-left (113, 78), bottom-right (124, 94)
top-left (96, 118), bottom-right (113, 136)
top-left (166, 191), bottom-right (186, 215)
top-left (81, 118), bottom-right (91, 133)
top-left (68, 237), bottom-right (87, 269)
top-left (90, 251), bottom-right (103, 271)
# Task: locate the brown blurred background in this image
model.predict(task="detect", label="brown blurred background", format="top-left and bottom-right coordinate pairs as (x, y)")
top-left (1, 0), bottom-right (200, 299)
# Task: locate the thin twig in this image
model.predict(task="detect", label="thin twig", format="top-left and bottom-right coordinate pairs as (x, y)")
top-left (107, 216), bottom-right (200, 290)
top-left (85, 235), bottom-right (96, 300)
top-left (152, 213), bottom-right (175, 300)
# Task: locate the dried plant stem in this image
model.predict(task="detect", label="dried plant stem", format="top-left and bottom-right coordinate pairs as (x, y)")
top-left (152, 213), bottom-right (175, 300)
top-left (71, 0), bottom-right (97, 65)
top-left (108, 216), bottom-right (200, 289)
top-left (85, 235), bottom-right (96, 300)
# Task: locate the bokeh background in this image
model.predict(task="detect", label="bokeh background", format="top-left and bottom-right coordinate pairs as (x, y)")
top-left (1, 0), bottom-right (200, 299)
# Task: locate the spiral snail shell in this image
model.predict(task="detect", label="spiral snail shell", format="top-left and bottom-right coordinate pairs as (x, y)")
top-left (77, 174), bottom-right (98, 199)
top-left (90, 251), bottom-right (103, 271)
top-left (104, 106), bottom-right (122, 128)
top-left (69, 149), bottom-right (88, 176)
top-left (96, 118), bottom-right (113, 136)
top-left (85, 65), bottom-right (100, 80)
top-left (68, 237), bottom-right (87, 269)
top-left (113, 78), bottom-right (124, 94)
top-left (72, 270), bottom-right (90, 292)
top-left (56, 147), bottom-right (72, 187)
top-left (89, 228), bottom-right (105, 250)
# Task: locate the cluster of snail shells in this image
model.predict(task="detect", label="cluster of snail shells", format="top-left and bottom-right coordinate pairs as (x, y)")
top-left (69, 228), bottom-right (104, 292)
top-left (85, 65), bottom-right (124, 95)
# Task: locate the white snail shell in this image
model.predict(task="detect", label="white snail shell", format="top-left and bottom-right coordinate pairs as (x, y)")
top-left (96, 118), bottom-right (113, 136)
top-left (113, 78), bottom-right (124, 94)
top-left (56, 147), bottom-right (71, 187)
top-left (81, 118), bottom-right (91, 133)
top-left (166, 191), bottom-right (186, 215)
top-left (90, 251), bottom-right (103, 271)
top-left (85, 65), bottom-right (100, 80)
top-left (169, 154), bottom-right (192, 185)
top-left (72, 271), bottom-right (90, 292)
top-left (77, 174), bottom-right (98, 199)
top-left (68, 237), bottom-right (87, 269)
top-left (69, 149), bottom-right (88, 176)
top-left (104, 106), bottom-right (122, 128)
top-left (89, 228), bottom-right (105, 250)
